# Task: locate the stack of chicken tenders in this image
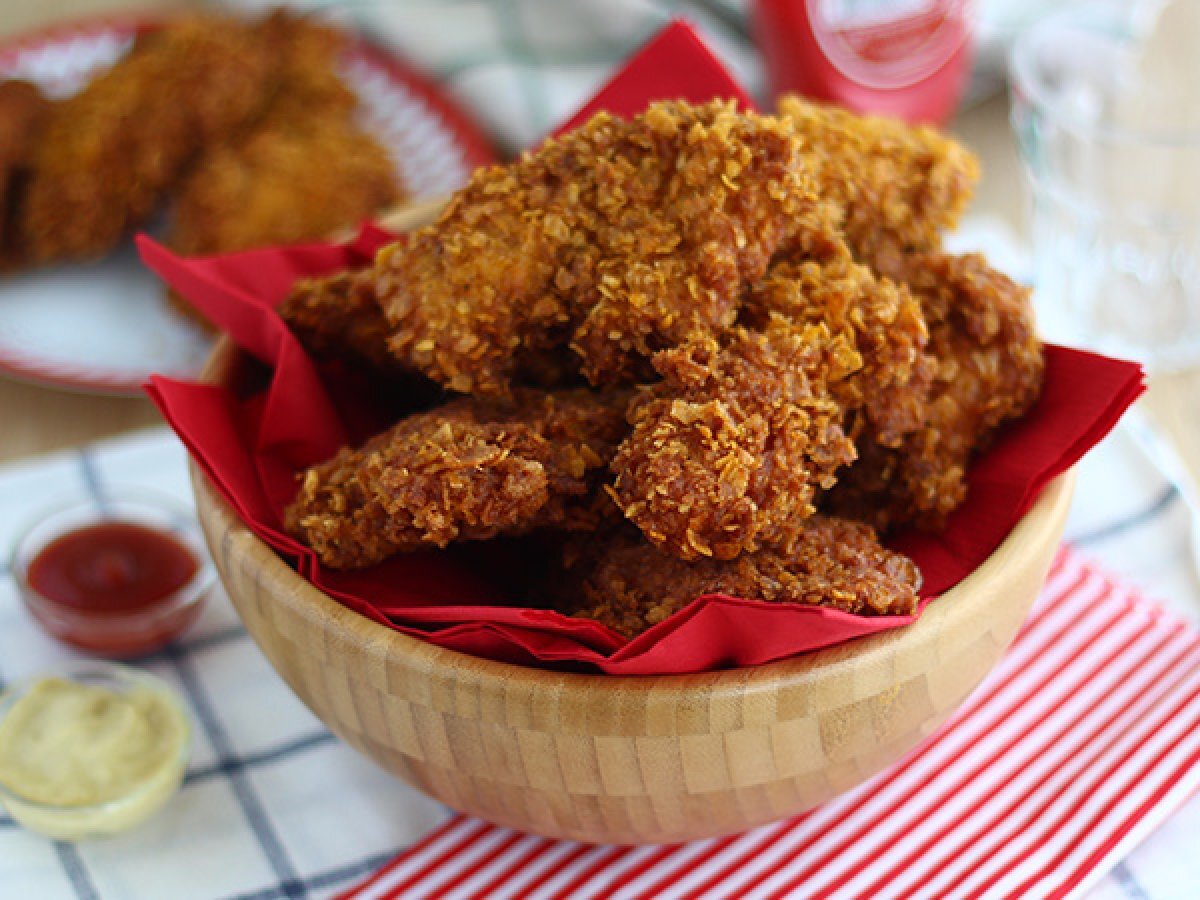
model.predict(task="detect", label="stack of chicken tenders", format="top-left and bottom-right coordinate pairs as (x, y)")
top-left (0, 11), bottom-right (401, 274)
top-left (280, 97), bottom-right (1044, 639)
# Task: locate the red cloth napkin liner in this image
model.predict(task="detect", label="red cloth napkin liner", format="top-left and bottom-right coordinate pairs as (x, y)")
top-left (140, 21), bottom-right (1145, 675)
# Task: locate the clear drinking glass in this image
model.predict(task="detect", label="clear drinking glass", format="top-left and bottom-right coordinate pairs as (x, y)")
top-left (1010, 1), bottom-right (1200, 372)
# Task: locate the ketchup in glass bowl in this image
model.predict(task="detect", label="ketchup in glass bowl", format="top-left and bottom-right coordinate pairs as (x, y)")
top-left (11, 491), bottom-right (215, 657)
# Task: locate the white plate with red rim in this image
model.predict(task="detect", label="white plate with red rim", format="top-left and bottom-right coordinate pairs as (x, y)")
top-left (0, 15), bottom-right (495, 396)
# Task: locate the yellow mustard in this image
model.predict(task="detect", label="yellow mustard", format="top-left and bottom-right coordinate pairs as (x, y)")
top-left (0, 676), bottom-right (188, 839)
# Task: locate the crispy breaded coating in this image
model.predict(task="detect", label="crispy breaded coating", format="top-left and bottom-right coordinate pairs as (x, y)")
top-left (169, 120), bottom-right (400, 255)
top-left (551, 518), bottom-right (921, 638)
top-left (254, 10), bottom-right (358, 121)
top-left (279, 269), bottom-right (583, 391)
top-left (17, 16), bottom-right (276, 264)
top-left (279, 270), bottom-right (405, 376)
top-left (611, 315), bottom-right (856, 561)
top-left (567, 104), bottom-right (831, 385)
top-left (743, 245), bottom-right (933, 447)
top-left (0, 80), bottom-right (49, 263)
top-left (827, 252), bottom-right (1043, 531)
top-left (169, 13), bottom-right (401, 259)
top-left (777, 96), bottom-right (978, 268)
top-left (375, 99), bottom-right (833, 395)
top-left (286, 415), bottom-right (555, 568)
top-left (277, 96), bottom-right (1045, 639)
top-left (285, 389), bottom-right (629, 568)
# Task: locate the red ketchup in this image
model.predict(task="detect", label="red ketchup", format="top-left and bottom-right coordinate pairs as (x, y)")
top-left (24, 522), bottom-right (204, 658)
top-left (752, 0), bottom-right (975, 124)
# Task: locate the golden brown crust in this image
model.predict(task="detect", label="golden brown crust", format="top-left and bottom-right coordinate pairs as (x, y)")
top-left (0, 80), bottom-right (49, 264)
top-left (777, 96), bottom-right (979, 266)
top-left (277, 99), bottom-right (1043, 644)
top-left (284, 388), bottom-right (630, 568)
top-left (827, 252), bottom-right (1044, 531)
top-left (17, 16), bottom-right (277, 264)
top-left (285, 415), bottom-right (553, 569)
top-left (375, 99), bottom-right (834, 396)
top-left (5, 12), bottom-right (398, 274)
top-left (279, 270), bottom-right (404, 377)
top-left (611, 315), bottom-right (856, 561)
top-left (743, 245), bottom-right (934, 447)
top-left (279, 269), bottom-right (581, 393)
top-left (551, 517), bottom-right (921, 638)
top-left (168, 122), bottom-right (399, 257)
top-left (168, 13), bottom-right (401, 260)
top-left (252, 9), bottom-right (358, 121)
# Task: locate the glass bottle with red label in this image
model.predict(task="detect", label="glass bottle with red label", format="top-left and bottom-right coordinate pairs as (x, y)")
top-left (752, 0), bottom-right (976, 124)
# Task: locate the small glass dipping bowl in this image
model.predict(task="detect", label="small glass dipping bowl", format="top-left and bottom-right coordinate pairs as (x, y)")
top-left (11, 489), bottom-right (216, 658)
top-left (0, 661), bottom-right (190, 840)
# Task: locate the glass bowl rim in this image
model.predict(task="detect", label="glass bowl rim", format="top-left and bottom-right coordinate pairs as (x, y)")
top-left (9, 486), bottom-right (216, 633)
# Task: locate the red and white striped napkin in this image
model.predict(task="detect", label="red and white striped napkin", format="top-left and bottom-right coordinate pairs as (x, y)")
top-left (338, 547), bottom-right (1200, 900)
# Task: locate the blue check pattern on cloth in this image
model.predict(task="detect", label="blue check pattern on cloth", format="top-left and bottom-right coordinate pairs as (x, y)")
top-left (0, 434), bottom-right (449, 900)
top-left (1, 383), bottom-right (1196, 899)
top-left (4, 0), bottom-right (1199, 895)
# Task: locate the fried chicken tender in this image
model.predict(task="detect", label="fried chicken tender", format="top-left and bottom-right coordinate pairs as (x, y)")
top-left (169, 121), bottom-right (399, 255)
top-left (169, 13), bottom-right (401, 258)
top-left (17, 16), bottom-right (276, 264)
top-left (0, 80), bottom-right (49, 263)
top-left (375, 99), bottom-right (833, 396)
top-left (551, 518), bottom-right (921, 638)
top-left (280, 269), bottom-right (582, 390)
top-left (828, 252), bottom-right (1043, 531)
top-left (254, 10), bottom-right (358, 121)
top-left (777, 96), bottom-right (979, 269)
top-left (285, 389), bottom-right (629, 568)
top-left (279, 270), bottom-right (405, 377)
top-left (611, 315), bottom-right (856, 561)
top-left (743, 245), bottom-right (933, 447)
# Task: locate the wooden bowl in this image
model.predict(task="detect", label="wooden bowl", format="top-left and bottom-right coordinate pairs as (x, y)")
top-left (190, 202), bottom-right (1075, 844)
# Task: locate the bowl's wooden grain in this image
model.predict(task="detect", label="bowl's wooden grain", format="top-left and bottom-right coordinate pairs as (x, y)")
top-left (190, 200), bottom-right (1074, 844)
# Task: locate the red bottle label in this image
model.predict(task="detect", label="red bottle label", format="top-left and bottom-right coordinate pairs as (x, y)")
top-left (753, 0), bottom-right (976, 122)
top-left (809, 0), bottom-right (975, 89)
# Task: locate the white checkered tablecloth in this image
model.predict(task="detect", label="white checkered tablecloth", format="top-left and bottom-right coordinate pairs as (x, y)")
top-left (0, 434), bottom-right (450, 900)
top-left (0, 385), bottom-right (1196, 899)
top-left (0, 220), bottom-right (1196, 900)
top-left (2, 1), bottom-right (1197, 896)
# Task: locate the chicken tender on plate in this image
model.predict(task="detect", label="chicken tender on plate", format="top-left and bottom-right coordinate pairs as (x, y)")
top-left (0, 80), bottom-right (49, 263)
top-left (16, 16), bottom-right (276, 264)
top-left (551, 517), bottom-right (921, 638)
top-left (169, 12), bottom-right (401, 259)
top-left (169, 119), bottom-right (400, 256)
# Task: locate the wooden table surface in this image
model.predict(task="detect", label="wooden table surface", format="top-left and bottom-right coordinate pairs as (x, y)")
top-left (0, 0), bottom-right (1039, 466)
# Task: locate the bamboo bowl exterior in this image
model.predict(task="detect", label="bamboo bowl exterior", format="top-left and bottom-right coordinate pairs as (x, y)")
top-left (190, 200), bottom-right (1074, 844)
top-left (192, 342), bottom-right (1072, 845)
